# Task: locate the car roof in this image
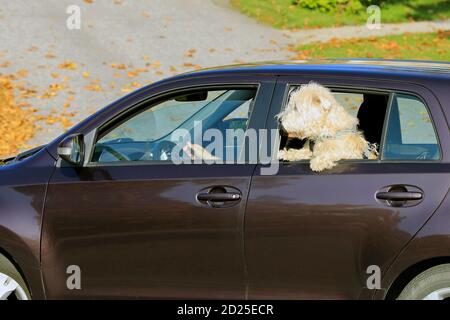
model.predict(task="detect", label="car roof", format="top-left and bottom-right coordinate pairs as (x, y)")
top-left (171, 59), bottom-right (450, 81)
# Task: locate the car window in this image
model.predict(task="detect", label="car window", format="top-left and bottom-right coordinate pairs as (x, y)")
top-left (383, 93), bottom-right (440, 160)
top-left (279, 86), bottom-right (390, 160)
top-left (333, 92), bottom-right (364, 118)
top-left (92, 88), bottom-right (257, 164)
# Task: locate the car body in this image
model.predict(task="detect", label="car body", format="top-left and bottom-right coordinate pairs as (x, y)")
top-left (1, 59), bottom-right (450, 299)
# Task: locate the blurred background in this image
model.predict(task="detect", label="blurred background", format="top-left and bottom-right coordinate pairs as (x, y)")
top-left (0, 0), bottom-right (449, 157)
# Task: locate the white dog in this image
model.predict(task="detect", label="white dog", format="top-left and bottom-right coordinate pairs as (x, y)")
top-left (277, 82), bottom-right (378, 172)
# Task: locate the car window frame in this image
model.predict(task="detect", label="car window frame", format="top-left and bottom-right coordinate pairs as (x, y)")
top-left (268, 80), bottom-right (442, 165)
top-left (380, 91), bottom-right (442, 162)
top-left (84, 83), bottom-right (264, 167)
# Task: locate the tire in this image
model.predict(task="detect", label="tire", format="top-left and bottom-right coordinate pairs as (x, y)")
top-left (0, 254), bottom-right (31, 300)
top-left (397, 264), bottom-right (450, 300)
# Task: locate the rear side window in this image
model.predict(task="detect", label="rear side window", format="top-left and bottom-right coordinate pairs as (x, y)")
top-left (383, 93), bottom-right (440, 160)
top-left (278, 87), bottom-right (390, 159)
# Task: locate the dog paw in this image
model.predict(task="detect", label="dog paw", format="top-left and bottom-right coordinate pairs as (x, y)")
top-left (310, 162), bottom-right (324, 172)
top-left (367, 152), bottom-right (378, 160)
top-left (277, 149), bottom-right (287, 160)
top-left (310, 158), bottom-right (334, 172)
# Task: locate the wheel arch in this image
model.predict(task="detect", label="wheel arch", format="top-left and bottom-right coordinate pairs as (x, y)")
top-left (385, 256), bottom-right (450, 300)
top-left (0, 228), bottom-right (45, 299)
top-left (0, 246), bottom-right (32, 293)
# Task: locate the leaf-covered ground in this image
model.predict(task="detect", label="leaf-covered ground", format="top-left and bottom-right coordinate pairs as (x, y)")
top-left (0, 74), bottom-right (37, 157)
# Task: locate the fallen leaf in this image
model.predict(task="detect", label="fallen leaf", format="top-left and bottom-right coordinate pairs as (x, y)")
top-left (16, 69), bottom-right (29, 78)
top-left (184, 49), bottom-right (197, 58)
top-left (58, 61), bottom-right (77, 70)
top-left (111, 63), bottom-right (126, 70)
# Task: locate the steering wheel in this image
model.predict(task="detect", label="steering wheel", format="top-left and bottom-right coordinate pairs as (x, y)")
top-left (98, 145), bottom-right (131, 162)
top-left (154, 140), bottom-right (177, 161)
top-left (416, 150), bottom-right (431, 160)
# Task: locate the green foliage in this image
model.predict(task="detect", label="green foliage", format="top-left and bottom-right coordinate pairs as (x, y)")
top-left (232, 0), bottom-right (450, 29)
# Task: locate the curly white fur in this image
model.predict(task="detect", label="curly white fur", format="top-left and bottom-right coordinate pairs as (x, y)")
top-left (277, 82), bottom-right (378, 172)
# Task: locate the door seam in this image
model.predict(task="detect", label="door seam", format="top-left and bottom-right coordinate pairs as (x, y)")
top-left (38, 149), bottom-right (58, 300)
top-left (242, 78), bottom-right (278, 300)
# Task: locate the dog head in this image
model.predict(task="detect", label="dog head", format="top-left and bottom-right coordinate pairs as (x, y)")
top-left (277, 82), bottom-right (358, 139)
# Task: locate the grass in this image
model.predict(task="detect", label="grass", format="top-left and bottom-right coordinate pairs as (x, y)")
top-left (290, 31), bottom-right (450, 61)
top-left (231, 0), bottom-right (450, 29)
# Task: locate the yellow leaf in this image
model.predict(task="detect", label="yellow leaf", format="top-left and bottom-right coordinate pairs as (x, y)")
top-left (58, 61), bottom-right (77, 70)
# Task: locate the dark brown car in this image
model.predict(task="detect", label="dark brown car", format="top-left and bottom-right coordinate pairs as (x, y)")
top-left (1, 59), bottom-right (450, 300)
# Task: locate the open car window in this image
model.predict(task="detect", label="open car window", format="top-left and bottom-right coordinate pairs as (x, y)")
top-left (91, 87), bottom-right (257, 164)
top-left (279, 86), bottom-right (390, 160)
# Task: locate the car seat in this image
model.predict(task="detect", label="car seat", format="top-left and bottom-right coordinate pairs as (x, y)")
top-left (357, 94), bottom-right (389, 145)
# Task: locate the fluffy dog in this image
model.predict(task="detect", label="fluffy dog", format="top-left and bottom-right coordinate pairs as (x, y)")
top-left (277, 82), bottom-right (378, 172)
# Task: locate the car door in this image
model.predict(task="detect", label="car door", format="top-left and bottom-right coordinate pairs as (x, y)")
top-left (42, 78), bottom-right (275, 299)
top-left (245, 76), bottom-right (450, 299)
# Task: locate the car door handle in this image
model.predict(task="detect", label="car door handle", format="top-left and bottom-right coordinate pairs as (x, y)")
top-left (197, 192), bottom-right (241, 202)
top-left (376, 191), bottom-right (423, 201)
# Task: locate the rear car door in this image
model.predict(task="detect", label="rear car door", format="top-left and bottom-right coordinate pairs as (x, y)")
top-left (245, 76), bottom-right (450, 299)
top-left (42, 77), bottom-right (275, 299)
